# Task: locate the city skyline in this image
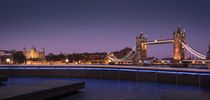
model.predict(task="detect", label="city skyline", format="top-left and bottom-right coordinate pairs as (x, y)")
top-left (0, 0), bottom-right (210, 58)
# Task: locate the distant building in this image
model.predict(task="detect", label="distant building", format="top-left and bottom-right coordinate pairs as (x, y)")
top-left (207, 44), bottom-right (210, 60)
top-left (0, 50), bottom-right (14, 64)
top-left (23, 47), bottom-right (45, 60)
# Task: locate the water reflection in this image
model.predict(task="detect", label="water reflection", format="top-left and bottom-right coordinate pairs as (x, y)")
top-left (7, 77), bottom-right (210, 100)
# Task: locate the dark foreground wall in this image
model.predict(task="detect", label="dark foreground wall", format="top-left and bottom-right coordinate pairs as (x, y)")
top-left (0, 81), bottom-right (85, 100)
top-left (0, 67), bottom-right (210, 88)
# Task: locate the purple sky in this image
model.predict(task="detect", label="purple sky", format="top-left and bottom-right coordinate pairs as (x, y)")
top-left (0, 0), bottom-right (210, 58)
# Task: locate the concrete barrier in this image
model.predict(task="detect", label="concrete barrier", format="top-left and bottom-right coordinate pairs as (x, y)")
top-left (52, 69), bottom-right (70, 77)
top-left (38, 69), bottom-right (53, 77)
top-left (101, 70), bottom-right (119, 80)
top-left (0, 67), bottom-right (210, 87)
top-left (10, 70), bottom-right (26, 77)
top-left (69, 69), bottom-right (85, 78)
top-left (22, 70), bottom-right (39, 77)
top-left (119, 70), bottom-right (136, 81)
top-left (0, 81), bottom-right (85, 100)
top-left (0, 69), bottom-right (9, 76)
top-left (0, 76), bottom-right (8, 83)
top-left (199, 74), bottom-right (210, 88)
top-left (156, 73), bottom-right (177, 83)
top-left (177, 74), bottom-right (199, 86)
top-left (85, 69), bottom-right (102, 79)
top-left (137, 72), bottom-right (156, 82)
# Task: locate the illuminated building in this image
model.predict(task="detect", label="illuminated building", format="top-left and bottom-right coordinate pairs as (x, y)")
top-left (23, 47), bottom-right (45, 60)
top-left (0, 50), bottom-right (14, 64)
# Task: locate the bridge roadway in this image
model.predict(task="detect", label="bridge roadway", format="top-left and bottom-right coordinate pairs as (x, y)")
top-left (0, 64), bottom-right (210, 87)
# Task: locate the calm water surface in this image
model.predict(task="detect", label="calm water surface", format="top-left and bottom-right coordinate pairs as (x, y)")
top-left (5, 77), bottom-right (210, 100)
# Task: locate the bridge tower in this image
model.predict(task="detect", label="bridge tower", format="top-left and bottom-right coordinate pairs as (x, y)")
top-left (134, 32), bottom-right (147, 65)
top-left (173, 26), bottom-right (186, 62)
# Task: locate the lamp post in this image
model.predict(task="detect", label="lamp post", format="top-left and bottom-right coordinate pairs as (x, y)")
top-left (6, 58), bottom-right (11, 64)
top-left (202, 61), bottom-right (205, 69)
top-left (161, 60), bottom-right (164, 67)
top-left (192, 60), bottom-right (195, 68)
top-left (139, 60), bottom-right (142, 66)
top-left (65, 59), bottom-right (69, 65)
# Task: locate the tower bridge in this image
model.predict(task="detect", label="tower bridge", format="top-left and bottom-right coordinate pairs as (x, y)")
top-left (134, 26), bottom-right (186, 65)
top-left (107, 26), bottom-right (207, 65)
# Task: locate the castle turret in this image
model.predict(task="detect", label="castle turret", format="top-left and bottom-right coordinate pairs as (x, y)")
top-left (23, 47), bottom-right (26, 51)
top-left (42, 48), bottom-right (45, 53)
top-left (23, 46), bottom-right (26, 54)
top-left (41, 48), bottom-right (45, 60)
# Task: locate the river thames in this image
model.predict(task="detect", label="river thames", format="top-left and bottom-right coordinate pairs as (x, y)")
top-left (5, 77), bottom-right (210, 100)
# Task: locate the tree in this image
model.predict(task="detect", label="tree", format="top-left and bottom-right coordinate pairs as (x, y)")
top-left (13, 51), bottom-right (26, 64)
top-left (46, 53), bottom-right (55, 61)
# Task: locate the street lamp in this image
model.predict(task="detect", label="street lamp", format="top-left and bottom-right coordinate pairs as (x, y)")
top-left (202, 61), bottom-right (205, 69)
top-left (154, 40), bottom-right (158, 43)
top-left (6, 58), bottom-right (11, 64)
top-left (202, 61), bottom-right (205, 64)
top-left (139, 60), bottom-right (143, 66)
top-left (192, 60), bottom-right (195, 68)
top-left (161, 60), bottom-right (164, 67)
top-left (65, 59), bottom-right (69, 64)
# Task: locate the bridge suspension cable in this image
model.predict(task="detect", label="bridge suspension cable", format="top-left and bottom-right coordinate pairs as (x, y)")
top-left (181, 42), bottom-right (206, 59)
top-left (107, 46), bottom-right (136, 62)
